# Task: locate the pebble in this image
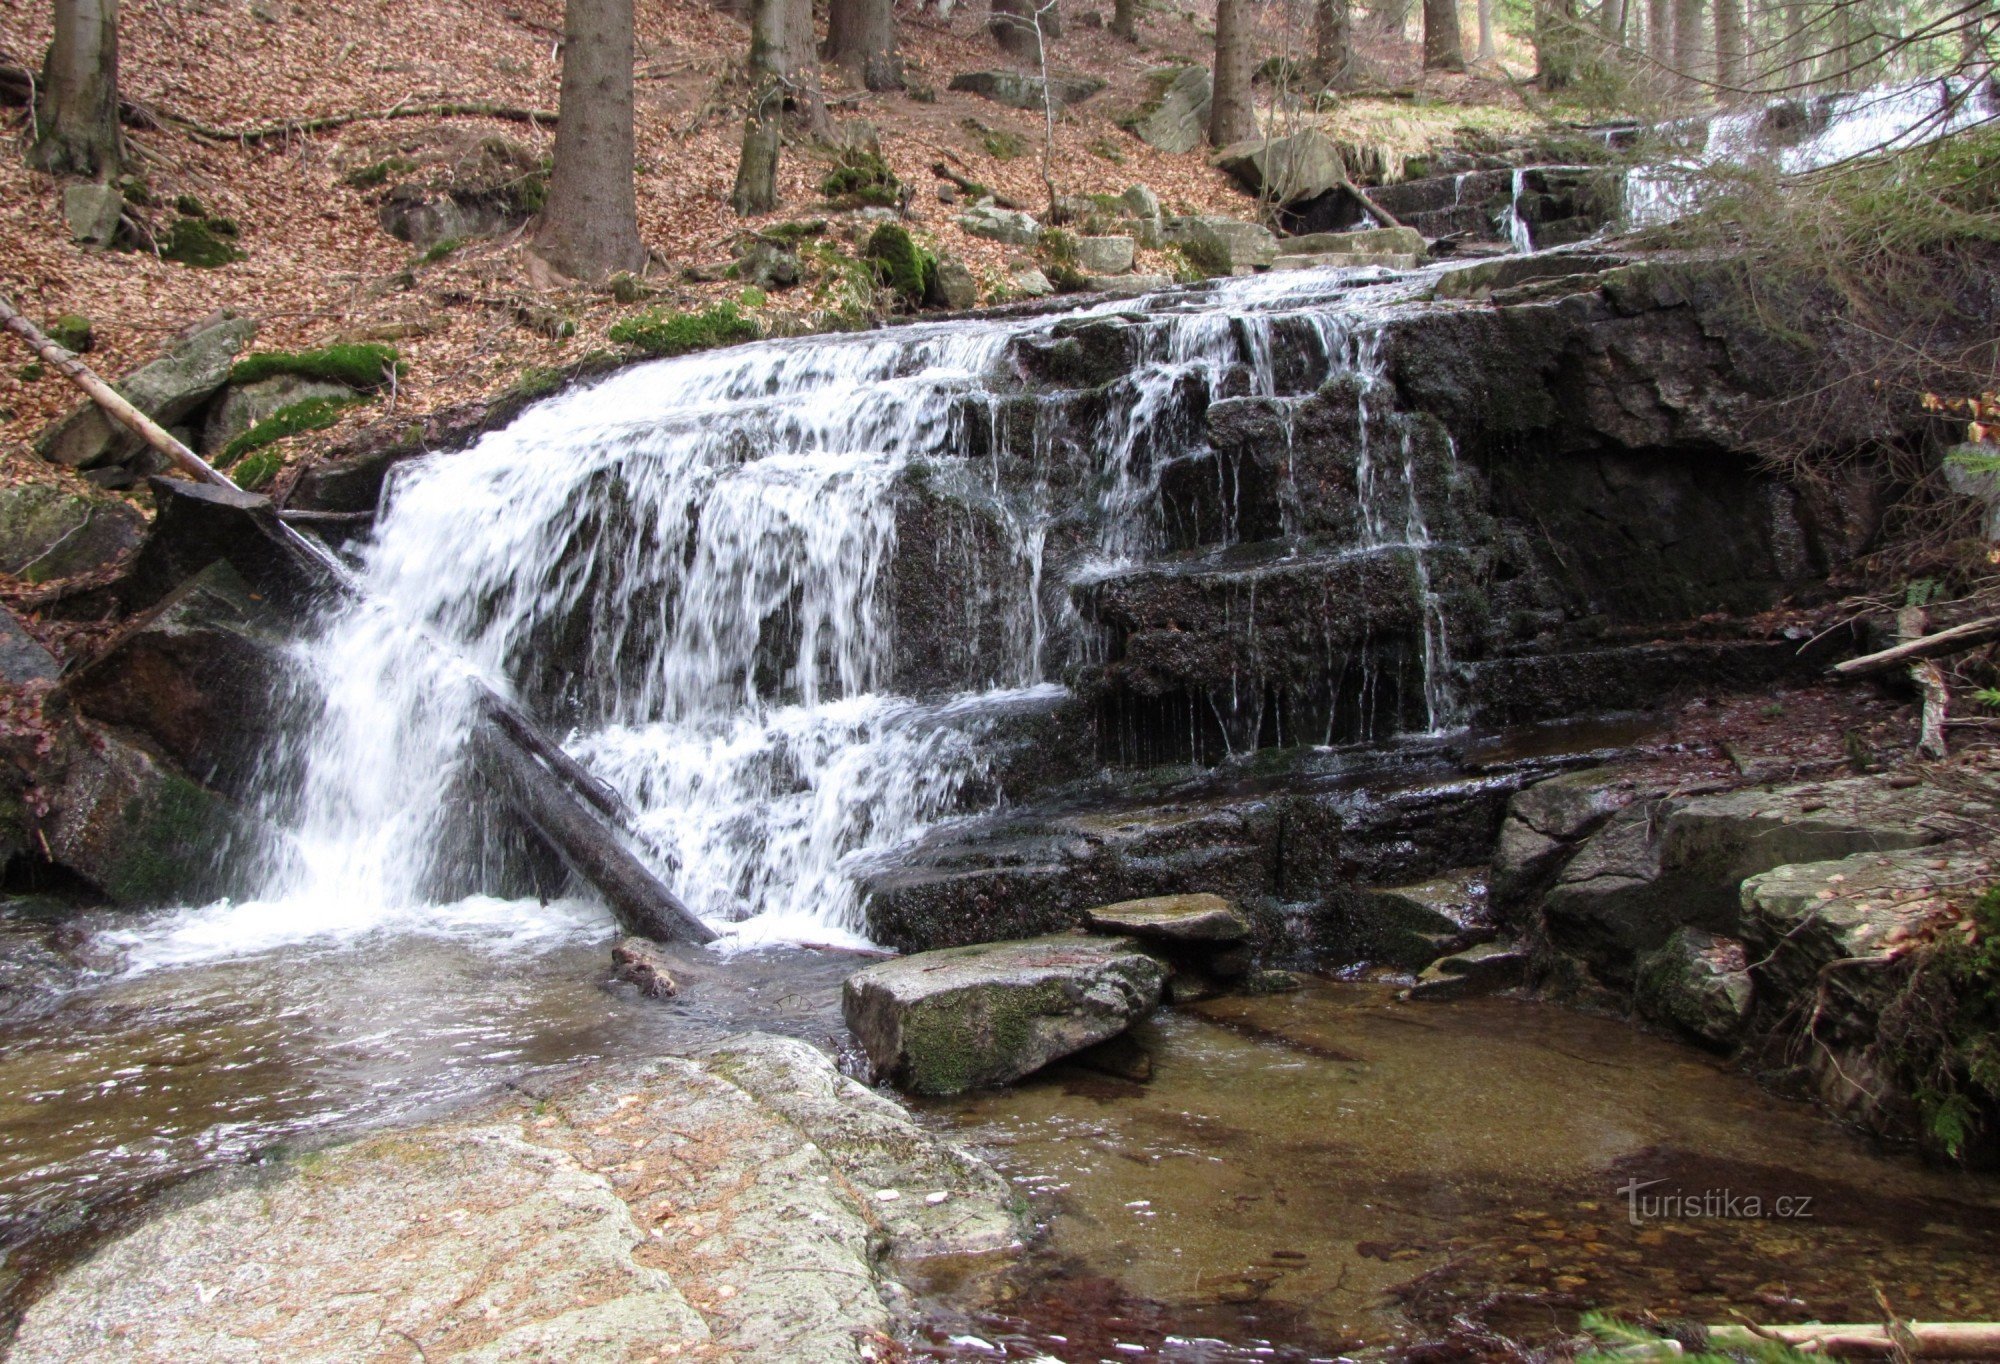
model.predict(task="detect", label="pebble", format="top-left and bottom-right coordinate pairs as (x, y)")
top-left (875, 1188), bottom-right (901, 1201)
top-left (925, 1190), bottom-right (949, 1205)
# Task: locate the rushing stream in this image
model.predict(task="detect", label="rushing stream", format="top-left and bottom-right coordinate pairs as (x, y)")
top-left (5, 83), bottom-right (1998, 1352)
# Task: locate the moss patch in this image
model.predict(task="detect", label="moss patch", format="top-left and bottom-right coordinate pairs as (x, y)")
top-left (46, 314), bottom-right (93, 353)
top-left (231, 343), bottom-right (404, 390)
top-left (864, 223), bottom-right (934, 310)
top-left (820, 151), bottom-right (901, 208)
top-left (161, 216), bottom-right (245, 268)
top-left (607, 302), bottom-right (761, 358)
top-left (221, 394), bottom-right (371, 467)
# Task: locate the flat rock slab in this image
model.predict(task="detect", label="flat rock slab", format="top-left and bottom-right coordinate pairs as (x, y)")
top-left (1084, 892), bottom-right (1249, 944)
top-left (9, 1034), bottom-right (1018, 1364)
top-left (845, 933), bottom-right (1166, 1095)
top-left (1407, 942), bottom-right (1527, 1001)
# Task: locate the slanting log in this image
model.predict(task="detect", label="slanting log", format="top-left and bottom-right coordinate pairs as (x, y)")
top-left (1830, 613), bottom-right (2000, 676)
top-left (472, 722), bottom-right (715, 944)
top-left (1704, 1321), bottom-right (2000, 1358)
top-left (3, 292), bottom-right (711, 944)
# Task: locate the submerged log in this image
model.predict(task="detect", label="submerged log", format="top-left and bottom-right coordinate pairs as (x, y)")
top-left (3, 292), bottom-right (712, 944)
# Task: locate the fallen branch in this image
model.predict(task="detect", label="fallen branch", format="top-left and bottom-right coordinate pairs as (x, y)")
top-left (1830, 613), bottom-right (2000, 676)
top-left (1346, 180), bottom-right (1405, 229)
top-left (1704, 1321), bottom-right (2000, 1358)
top-left (0, 293), bottom-right (710, 945)
top-left (930, 160), bottom-right (1027, 210)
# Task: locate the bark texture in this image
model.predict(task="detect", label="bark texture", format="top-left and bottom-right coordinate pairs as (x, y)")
top-left (1423, 0), bottom-right (1465, 69)
top-left (1714, 0), bottom-right (1744, 88)
top-left (1647, 0), bottom-right (1671, 66)
top-left (825, 0), bottom-right (903, 89)
top-left (30, 0), bottom-right (122, 178)
top-left (533, 0), bottom-right (645, 280)
top-left (1535, 0), bottom-right (1579, 89)
top-left (1209, 0), bottom-right (1257, 146)
top-left (1315, 0), bottom-right (1356, 82)
top-left (1111, 0), bottom-right (1140, 41)
top-left (988, 0), bottom-right (1043, 61)
top-left (1673, 0), bottom-right (1706, 85)
top-left (1476, 0), bottom-right (1496, 60)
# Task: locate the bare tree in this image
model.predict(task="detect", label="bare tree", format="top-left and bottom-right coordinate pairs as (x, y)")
top-left (534, 0), bottom-right (646, 279)
top-left (825, 0), bottom-right (901, 90)
top-left (733, 0), bottom-right (789, 214)
top-left (1673, 0), bottom-right (1706, 85)
top-left (30, 0), bottom-right (122, 178)
top-left (1423, 0), bottom-right (1466, 68)
top-left (1210, 0), bottom-right (1257, 145)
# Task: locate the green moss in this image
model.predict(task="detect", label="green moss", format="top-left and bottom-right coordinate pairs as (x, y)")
top-left (820, 151), bottom-right (901, 208)
top-left (1086, 137), bottom-right (1126, 164)
top-left (1037, 228), bottom-right (1089, 293)
top-left (418, 236), bottom-right (465, 265)
top-left (221, 394), bottom-right (371, 466)
top-left (961, 119), bottom-right (1027, 161)
top-left (1879, 885), bottom-right (2000, 1159)
top-left (864, 223), bottom-right (934, 309)
top-left (607, 302), bottom-right (761, 357)
top-left (161, 216), bottom-right (246, 268)
top-left (173, 193), bottom-right (206, 217)
top-left (738, 285), bottom-right (768, 308)
top-left (340, 156), bottom-right (418, 190)
top-left (606, 271), bottom-right (649, 304)
top-left (232, 448), bottom-right (284, 491)
top-left (506, 365), bottom-right (566, 402)
top-left (231, 343), bottom-right (404, 390)
top-left (46, 314), bottom-right (93, 353)
top-left (762, 219), bottom-right (828, 243)
top-left (16, 363), bottom-right (44, 382)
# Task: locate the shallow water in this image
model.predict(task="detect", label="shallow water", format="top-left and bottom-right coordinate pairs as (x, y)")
top-left (910, 980), bottom-right (2000, 1360)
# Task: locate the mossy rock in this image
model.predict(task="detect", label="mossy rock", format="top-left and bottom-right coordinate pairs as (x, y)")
top-left (607, 303), bottom-right (760, 358)
top-left (220, 394), bottom-right (371, 467)
top-left (230, 343), bottom-right (404, 391)
top-left (820, 151), bottom-right (901, 208)
top-left (46, 314), bottom-right (94, 354)
top-left (161, 216), bottom-right (246, 269)
top-left (864, 223), bottom-right (935, 309)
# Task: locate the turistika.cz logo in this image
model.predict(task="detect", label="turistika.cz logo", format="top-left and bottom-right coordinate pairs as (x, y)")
top-left (1617, 1178), bottom-right (1816, 1226)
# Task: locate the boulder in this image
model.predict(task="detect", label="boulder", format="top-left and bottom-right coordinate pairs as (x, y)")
top-left (1073, 234), bottom-right (1136, 275)
top-left (63, 183), bottom-right (124, 246)
top-left (947, 70), bottom-right (1105, 109)
top-left (735, 239), bottom-right (801, 291)
top-left (1083, 892), bottom-right (1249, 943)
top-left (1633, 926), bottom-right (1753, 1049)
top-left (119, 476), bottom-right (326, 614)
top-left (611, 935), bottom-right (680, 997)
top-left (41, 726), bottom-right (254, 906)
top-left (1007, 265), bottom-right (1055, 298)
top-left (59, 561), bottom-right (298, 798)
top-left (1089, 273), bottom-right (1173, 296)
top-left (8, 1036), bottom-right (1020, 1364)
top-left (1943, 442), bottom-right (2000, 541)
top-left (958, 205), bottom-right (1043, 246)
top-left (1315, 869), bottom-right (1483, 969)
top-left (1281, 225), bottom-right (1427, 258)
top-left (843, 933), bottom-right (1167, 1094)
top-left (1406, 941), bottom-right (1527, 1000)
top-left (1490, 765), bottom-right (1644, 908)
top-left (931, 254), bottom-right (980, 310)
top-left (1213, 130), bottom-right (1348, 204)
top-left (1125, 66), bottom-right (1211, 154)
top-left (1120, 184), bottom-right (1162, 220)
top-left (0, 607), bottom-right (59, 685)
top-left (1541, 774), bottom-right (1954, 986)
top-left (1171, 216), bottom-right (1277, 274)
top-left (37, 316), bottom-right (257, 471)
top-left (0, 483), bottom-right (146, 583)
top-left (200, 375), bottom-right (355, 455)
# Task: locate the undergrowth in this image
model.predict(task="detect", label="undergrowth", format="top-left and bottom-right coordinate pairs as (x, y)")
top-left (1876, 883), bottom-right (2000, 1159)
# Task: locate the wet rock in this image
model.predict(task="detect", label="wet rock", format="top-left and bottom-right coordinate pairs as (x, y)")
top-left (1633, 926), bottom-right (1753, 1049)
top-left (844, 933), bottom-right (1167, 1094)
top-left (948, 69), bottom-right (1105, 109)
top-left (1213, 129), bottom-right (1348, 204)
top-left (1171, 215), bottom-right (1277, 274)
top-left (959, 205), bottom-right (1043, 246)
top-left (1124, 66), bottom-right (1211, 154)
top-left (1083, 892), bottom-right (1249, 944)
top-left (41, 726), bottom-right (255, 906)
top-left (1316, 870), bottom-right (1483, 969)
top-left (62, 183), bottom-right (124, 246)
top-left (36, 316), bottom-right (257, 472)
top-left (199, 374), bottom-right (356, 455)
top-left (119, 476), bottom-right (328, 614)
top-left (1273, 226), bottom-right (1427, 271)
top-left (0, 483), bottom-right (145, 584)
top-left (1089, 272), bottom-right (1172, 296)
top-left (1068, 1029), bottom-right (1154, 1082)
top-left (1073, 234), bottom-right (1136, 275)
top-left (59, 561), bottom-right (297, 798)
top-left (1542, 775), bottom-right (1954, 986)
top-left (931, 254), bottom-right (979, 309)
top-left (0, 607), bottom-right (59, 684)
top-left (0, 912), bottom-right (79, 1022)
top-left (610, 935), bottom-right (679, 997)
top-left (1490, 765), bottom-right (1644, 910)
top-left (9, 1035), bottom-right (1017, 1364)
top-left (1407, 941), bottom-right (1527, 1000)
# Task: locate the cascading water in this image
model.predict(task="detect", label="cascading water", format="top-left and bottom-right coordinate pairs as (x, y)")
top-left (1499, 169), bottom-right (1535, 254)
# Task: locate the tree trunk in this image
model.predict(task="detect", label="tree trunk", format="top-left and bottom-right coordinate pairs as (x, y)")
top-left (30, 0), bottom-right (121, 179)
top-left (1209, 0), bottom-right (1257, 145)
top-left (532, 0), bottom-right (645, 280)
top-left (1714, 0), bottom-right (1744, 87)
top-left (1423, 0), bottom-right (1465, 68)
top-left (1316, 0), bottom-right (1357, 82)
top-left (1367, 0), bottom-right (1414, 38)
top-left (988, 0), bottom-right (1042, 61)
top-left (1780, 0), bottom-right (1809, 86)
top-left (1600, 0), bottom-right (1627, 41)
top-left (1647, 0), bottom-right (1671, 65)
top-left (1672, 0), bottom-right (1705, 86)
top-left (752, 0), bottom-right (826, 135)
top-left (732, 85), bottom-right (783, 214)
top-left (824, 0), bottom-right (902, 89)
top-left (1535, 0), bottom-right (1579, 88)
top-left (1111, 0), bottom-right (1140, 41)
top-left (1476, 0), bottom-right (1496, 59)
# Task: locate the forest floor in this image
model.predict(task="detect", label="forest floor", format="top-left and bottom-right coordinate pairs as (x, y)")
top-left (0, 0), bottom-right (1560, 518)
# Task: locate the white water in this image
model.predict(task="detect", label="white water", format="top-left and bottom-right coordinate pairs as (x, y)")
top-left (94, 268), bottom-right (1472, 966)
top-left (1624, 77), bottom-right (1999, 227)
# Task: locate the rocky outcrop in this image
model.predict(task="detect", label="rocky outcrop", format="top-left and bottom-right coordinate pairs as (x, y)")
top-left (36, 316), bottom-right (257, 474)
top-left (958, 205), bottom-right (1043, 246)
top-left (844, 933), bottom-right (1167, 1094)
top-left (948, 70), bottom-right (1105, 109)
top-left (0, 483), bottom-right (145, 584)
top-left (1170, 215), bottom-right (1278, 274)
top-left (8, 1034), bottom-right (1020, 1364)
top-left (1213, 129), bottom-right (1349, 204)
top-left (1407, 940), bottom-right (1527, 1000)
top-left (1083, 892), bottom-right (1249, 943)
top-left (200, 374), bottom-right (354, 453)
top-left (1122, 65), bottom-right (1210, 154)
top-left (1633, 926), bottom-right (1754, 1048)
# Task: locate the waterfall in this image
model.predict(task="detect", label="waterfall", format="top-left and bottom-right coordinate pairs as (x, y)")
top-left (1499, 169), bottom-right (1535, 254)
top-left (120, 265), bottom-right (1481, 961)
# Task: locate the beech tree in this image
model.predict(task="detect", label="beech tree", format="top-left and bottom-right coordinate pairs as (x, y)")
top-left (1673, 0), bottom-right (1705, 83)
top-left (1209, 0), bottom-right (1257, 146)
top-left (535, 0), bottom-right (645, 278)
top-left (1476, 0), bottom-right (1496, 60)
top-left (1423, 0), bottom-right (1465, 69)
top-left (30, 0), bottom-right (122, 178)
top-left (825, 0), bottom-right (902, 89)
top-left (733, 0), bottom-right (825, 213)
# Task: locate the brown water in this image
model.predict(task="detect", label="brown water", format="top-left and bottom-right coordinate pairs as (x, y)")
top-left (909, 980), bottom-right (2000, 1361)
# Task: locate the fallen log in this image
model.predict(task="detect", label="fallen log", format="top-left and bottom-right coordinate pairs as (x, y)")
top-left (1703, 1321), bottom-right (2000, 1358)
top-left (1830, 613), bottom-right (2000, 676)
top-left (0, 293), bottom-right (709, 944)
top-left (930, 161), bottom-right (1028, 211)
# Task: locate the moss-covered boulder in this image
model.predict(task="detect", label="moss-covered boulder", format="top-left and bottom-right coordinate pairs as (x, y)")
top-left (201, 375), bottom-right (358, 454)
top-left (1122, 65), bottom-right (1211, 154)
top-left (0, 484), bottom-right (146, 583)
top-left (36, 315), bottom-right (257, 471)
top-left (843, 933), bottom-right (1167, 1094)
top-left (1633, 926), bottom-right (1754, 1049)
